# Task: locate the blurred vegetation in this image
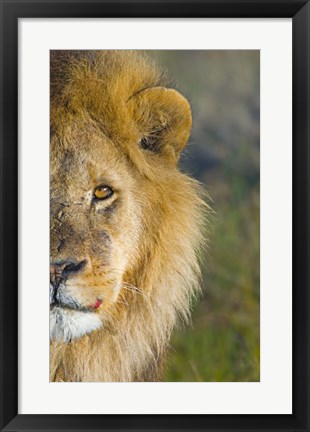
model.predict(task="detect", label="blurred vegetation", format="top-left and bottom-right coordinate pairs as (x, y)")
top-left (149, 51), bottom-right (260, 382)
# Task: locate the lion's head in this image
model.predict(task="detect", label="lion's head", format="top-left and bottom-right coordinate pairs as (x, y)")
top-left (50, 51), bottom-right (206, 381)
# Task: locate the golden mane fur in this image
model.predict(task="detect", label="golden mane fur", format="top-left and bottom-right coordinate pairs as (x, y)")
top-left (50, 50), bottom-right (207, 382)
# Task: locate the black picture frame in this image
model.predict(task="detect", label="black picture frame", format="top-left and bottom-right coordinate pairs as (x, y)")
top-left (1, 1), bottom-right (309, 431)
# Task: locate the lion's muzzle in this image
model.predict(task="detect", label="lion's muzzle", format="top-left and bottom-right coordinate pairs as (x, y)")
top-left (50, 259), bottom-right (86, 306)
top-left (49, 258), bottom-right (103, 341)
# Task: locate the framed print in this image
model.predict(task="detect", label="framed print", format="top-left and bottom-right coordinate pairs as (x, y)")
top-left (0, 1), bottom-right (309, 431)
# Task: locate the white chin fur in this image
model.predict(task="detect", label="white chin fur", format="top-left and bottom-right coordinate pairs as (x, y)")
top-left (50, 307), bottom-right (102, 342)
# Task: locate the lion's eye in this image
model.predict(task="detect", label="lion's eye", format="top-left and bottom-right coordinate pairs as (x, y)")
top-left (93, 185), bottom-right (114, 200)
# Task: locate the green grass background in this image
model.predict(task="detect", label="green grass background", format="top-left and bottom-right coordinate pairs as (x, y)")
top-left (148, 51), bottom-right (260, 382)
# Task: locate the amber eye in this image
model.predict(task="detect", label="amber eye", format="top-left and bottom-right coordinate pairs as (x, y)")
top-left (93, 185), bottom-right (114, 200)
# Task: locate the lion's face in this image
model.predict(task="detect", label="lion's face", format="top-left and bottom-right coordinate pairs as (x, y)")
top-left (50, 128), bottom-right (142, 342)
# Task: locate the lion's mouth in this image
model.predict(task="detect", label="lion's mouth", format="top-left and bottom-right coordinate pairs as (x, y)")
top-left (49, 283), bottom-right (102, 313)
top-left (49, 283), bottom-right (103, 342)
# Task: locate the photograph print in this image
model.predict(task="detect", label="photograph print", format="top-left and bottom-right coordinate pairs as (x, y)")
top-left (50, 50), bottom-right (260, 382)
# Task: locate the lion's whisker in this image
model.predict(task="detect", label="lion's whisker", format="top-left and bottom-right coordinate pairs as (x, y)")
top-left (122, 282), bottom-right (143, 293)
top-left (121, 285), bottom-right (143, 296)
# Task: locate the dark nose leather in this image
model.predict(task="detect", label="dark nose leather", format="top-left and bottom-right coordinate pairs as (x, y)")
top-left (50, 259), bottom-right (86, 286)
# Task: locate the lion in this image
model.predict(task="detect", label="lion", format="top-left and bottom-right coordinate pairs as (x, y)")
top-left (50, 50), bottom-right (207, 382)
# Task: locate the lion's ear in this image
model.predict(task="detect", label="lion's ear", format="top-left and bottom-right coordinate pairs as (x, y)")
top-left (128, 87), bottom-right (192, 163)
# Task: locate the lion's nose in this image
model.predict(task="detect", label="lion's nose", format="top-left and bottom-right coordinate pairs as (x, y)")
top-left (50, 259), bottom-right (87, 286)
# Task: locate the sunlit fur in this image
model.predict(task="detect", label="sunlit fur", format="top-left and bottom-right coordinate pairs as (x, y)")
top-left (50, 51), bottom-right (208, 382)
